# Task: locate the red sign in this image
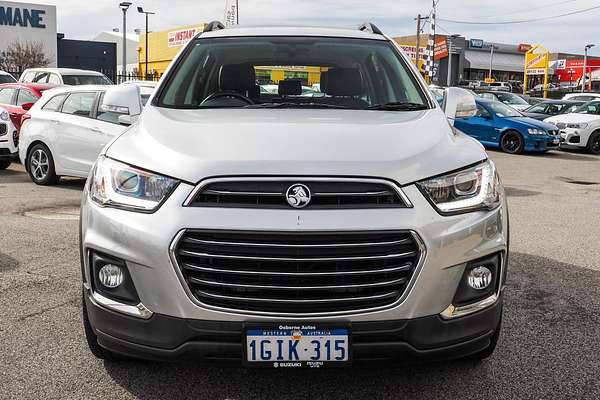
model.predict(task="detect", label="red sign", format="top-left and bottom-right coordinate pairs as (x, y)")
top-left (434, 37), bottom-right (448, 61)
top-left (554, 59), bottom-right (600, 82)
top-left (168, 28), bottom-right (200, 47)
top-left (518, 44), bottom-right (533, 53)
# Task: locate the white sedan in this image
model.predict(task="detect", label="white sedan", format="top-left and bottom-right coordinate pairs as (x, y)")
top-left (0, 105), bottom-right (18, 169)
top-left (545, 101), bottom-right (600, 154)
top-left (19, 85), bottom-right (142, 184)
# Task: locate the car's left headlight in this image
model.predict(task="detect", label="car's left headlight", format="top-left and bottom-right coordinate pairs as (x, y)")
top-left (527, 128), bottom-right (544, 135)
top-left (567, 123), bottom-right (588, 129)
top-left (90, 156), bottom-right (179, 212)
top-left (417, 160), bottom-right (502, 215)
top-left (0, 110), bottom-right (9, 121)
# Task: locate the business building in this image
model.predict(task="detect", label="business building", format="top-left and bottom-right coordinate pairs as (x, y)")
top-left (91, 31), bottom-right (139, 74)
top-left (0, 1), bottom-right (57, 67)
top-left (137, 23), bottom-right (206, 77)
top-left (57, 36), bottom-right (117, 82)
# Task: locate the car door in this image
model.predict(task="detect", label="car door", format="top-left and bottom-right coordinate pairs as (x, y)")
top-left (0, 87), bottom-right (20, 127)
top-left (54, 91), bottom-right (101, 175)
top-left (14, 88), bottom-right (39, 131)
top-left (454, 104), bottom-right (496, 143)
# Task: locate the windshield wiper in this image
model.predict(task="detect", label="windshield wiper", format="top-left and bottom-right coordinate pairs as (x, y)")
top-left (367, 102), bottom-right (429, 111)
top-left (245, 102), bottom-right (349, 109)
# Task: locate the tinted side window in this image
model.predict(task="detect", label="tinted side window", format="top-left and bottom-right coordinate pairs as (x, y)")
top-left (17, 89), bottom-right (38, 105)
top-left (42, 94), bottom-right (67, 111)
top-left (21, 71), bottom-right (36, 82)
top-left (61, 92), bottom-right (97, 117)
top-left (0, 88), bottom-right (16, 105)
top-left (33, 72), bottom-right (50, 83)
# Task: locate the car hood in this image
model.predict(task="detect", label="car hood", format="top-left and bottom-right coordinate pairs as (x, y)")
top-left (506, 116), bottom-right (557, 130)
top-left (106, 106), bottom-right (487, 185)
top-left (508, 104), bottom-right (530, 111)
top-left (545, 113), bottom-right (600, 124)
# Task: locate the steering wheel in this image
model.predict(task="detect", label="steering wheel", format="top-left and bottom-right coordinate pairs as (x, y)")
top-left (200, 92), bottom-right (255, 106)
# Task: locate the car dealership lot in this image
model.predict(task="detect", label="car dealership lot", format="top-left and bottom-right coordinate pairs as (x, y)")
top-left (1, 149), bottom-right (599, 400)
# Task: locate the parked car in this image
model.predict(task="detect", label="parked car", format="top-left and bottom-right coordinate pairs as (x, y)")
top-left (528, 83), bottom-right (559, 94)
top-left (0, 70), bottom-right (16, 84)
top-left (517, 94), bottom-right (543, 105)
top-left (562, 92), bottom-right (600, 102)
top-left (18, 85), bottom-right (142, 184)
top-left (545, 100), bottom-right (600, 154)
top-left (120, 80), bottom-right (157, 105)
top-left (19, 68), bottom-right (112, 86)
top-left (0, 105), bottom-right (18, 169)
top-left (478, 91), bottom-right (531, 111)
top-left (488, 82), bottom-right (512, 92)
top-left (454, 98), bottom-right (560, 154)
top-left (0, 83), bottom-right (55, 133)
top-left (522, 100), bottom-right (585, 121)
top-left (79, 23), bottom-right (508, 366)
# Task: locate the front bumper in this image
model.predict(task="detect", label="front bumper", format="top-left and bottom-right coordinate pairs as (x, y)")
top-left (84, 288), bottom-right (503, 364)
top-left (559, 128), bottom-right (587, 149)
top-left (0, 121), bottom-right (18, 160)
top-left (524, 135), bottom-right (560, 151)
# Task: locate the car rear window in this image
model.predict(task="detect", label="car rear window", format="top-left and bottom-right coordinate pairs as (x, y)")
top-left (62, 75), bottom-right (112, 85)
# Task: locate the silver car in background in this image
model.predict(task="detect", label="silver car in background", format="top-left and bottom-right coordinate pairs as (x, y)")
top-left (80, 23), bottom-right (508, 367)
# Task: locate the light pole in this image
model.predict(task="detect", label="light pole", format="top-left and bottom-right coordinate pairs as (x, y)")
top-left (119, 2), bottom-right (132, 82)
top-left (582, 44), bottom-right (595, 93)
top-left (138, 7), bottom-right (155, 80)
top-left (446, 34), bottom-right (459, 87)
top-left (488, 44), bottom-right (496, 82)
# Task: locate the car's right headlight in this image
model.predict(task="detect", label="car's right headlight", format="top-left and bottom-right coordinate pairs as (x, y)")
top-left (90, 156), bottom-right (179, 212)
top-left (567, 123), bottom-right (588, 129)
top-left (417, 160), bottom-right (502, 215)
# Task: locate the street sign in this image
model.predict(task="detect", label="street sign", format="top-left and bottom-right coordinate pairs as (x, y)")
top-left (523, 44), bottom-right (550, 98)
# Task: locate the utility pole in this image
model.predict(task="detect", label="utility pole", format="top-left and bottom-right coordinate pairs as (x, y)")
top-left (414, 14), bottom-right (429, 74)
top-left (489, 44), bottom-right (496, 81)
top-left (446, 34), bottom-right (459, 87)
top-left (582, 44), bottom-right (595, 93)
top-left (119, 2), bottom-right (132, 81)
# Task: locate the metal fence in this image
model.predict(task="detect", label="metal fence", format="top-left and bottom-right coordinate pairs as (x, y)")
top-left (115, 73), bottom-right (163, 84)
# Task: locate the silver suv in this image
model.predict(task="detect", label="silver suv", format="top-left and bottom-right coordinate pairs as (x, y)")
top-left (81, 22), bottom-right (508, 367)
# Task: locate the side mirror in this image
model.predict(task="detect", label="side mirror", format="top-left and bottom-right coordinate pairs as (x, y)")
top-left (443, 87), bottom-right (477, 125)
top-left (21, 102), bottom-right (34, 111)
top-left (100, 85), bottom-right (142, 118)
top-left (117, 114), bottom-right (138, 126)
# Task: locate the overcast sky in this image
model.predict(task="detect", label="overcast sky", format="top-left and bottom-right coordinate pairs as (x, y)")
top-left (11, 0), bottom-right (600, 53)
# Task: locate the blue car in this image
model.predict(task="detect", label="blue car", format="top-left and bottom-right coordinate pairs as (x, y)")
top-left (454, 98), bottom-right (560, 154)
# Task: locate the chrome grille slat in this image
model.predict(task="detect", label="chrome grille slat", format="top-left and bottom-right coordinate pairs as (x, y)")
top-left (174, 230), bottom-right (422, 314)
top-left (182, 262), bottom-right (413, 276)
top-left (189, 276), bottom-right (408, 290)
top-left (178, 249), bottom-right (418, 262)
top-left (195, 290), bottom-right (401, 304)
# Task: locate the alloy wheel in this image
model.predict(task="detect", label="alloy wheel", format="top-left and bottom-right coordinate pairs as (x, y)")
top-left (30, 149), bottom-right (50, 181)
top-left (591, 135), bottom-right (600, 154)
top-left (501, 133), bottom-right (522, 154)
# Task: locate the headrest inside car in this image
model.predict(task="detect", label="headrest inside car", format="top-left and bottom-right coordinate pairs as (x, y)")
top-left (219, 64), bottom-right (256, 91)
top-left (322, 68), bottom-right (362, 96)
top-left (278, 79), bottom-right (302, 96)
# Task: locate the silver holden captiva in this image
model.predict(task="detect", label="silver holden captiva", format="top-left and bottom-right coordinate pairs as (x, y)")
top-left (80, 22), bottom-right (508, 367)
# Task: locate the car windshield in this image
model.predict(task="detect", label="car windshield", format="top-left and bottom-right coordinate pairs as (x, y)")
top-left (495, 92), bottom-right (528, 105)
top-left (573, 101), bottom-right (600, 114)
top-left (157, 36), bottom-right (428, 110)
top-left (486, 101), bottom-right (522, 117)
top-left (62, 75), bottom-right (112, 85)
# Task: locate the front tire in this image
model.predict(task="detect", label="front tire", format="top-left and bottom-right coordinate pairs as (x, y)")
top-left (587, 131), bottom-right (600, 155)
top-left (26, 143), bottom-right (59, 185)
top-left (500, 131), bottom-right (524, 154)
top-left (0, 160), bottom-right (11, 170)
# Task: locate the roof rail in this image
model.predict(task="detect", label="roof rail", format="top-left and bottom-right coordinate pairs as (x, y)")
top-left (358, 22), bottom-right (383, 35)
top-left (203, 21), bottom-right (226, 33)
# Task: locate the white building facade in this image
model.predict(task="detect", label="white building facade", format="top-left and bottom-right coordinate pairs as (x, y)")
top-left (0, 1), bottom-right (57, 67)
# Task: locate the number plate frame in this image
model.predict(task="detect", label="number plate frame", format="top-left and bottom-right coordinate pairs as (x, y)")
top-left (242, 322), bottom-right (352, 368)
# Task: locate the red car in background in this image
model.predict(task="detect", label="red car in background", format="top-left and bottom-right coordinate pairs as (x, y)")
top-left (0, 83), bottom-right (56, 132)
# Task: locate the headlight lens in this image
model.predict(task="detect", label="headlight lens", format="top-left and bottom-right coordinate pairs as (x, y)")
top-left (527, 128), bottom-right (543, 135)
top-left (90, 156), bottom-right (179, 212)
top-left (567, 123), bottom-right (588, 129)
top-left (417, 160), bottom-right (502, 214)
top-left (0, 110), bottom-right (9, 121)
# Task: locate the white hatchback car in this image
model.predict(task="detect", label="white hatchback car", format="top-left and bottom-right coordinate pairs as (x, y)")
top-left (19, 68), bottom-right (113, 86)
top-left (0, 105), bottom-right (18, 169)
top-left (545, 100), bottom-right (600, 154)
top-left (19, 85), bottom-right (142, 184)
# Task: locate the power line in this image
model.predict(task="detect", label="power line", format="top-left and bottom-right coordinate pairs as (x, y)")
top-left (455, 0), bottom-right (581, 19)
top-left (439, 3), bottom-right (600, 24)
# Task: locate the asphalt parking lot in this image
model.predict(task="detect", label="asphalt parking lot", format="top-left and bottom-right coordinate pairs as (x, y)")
top-left (1, 149), bottom-right (599, 400)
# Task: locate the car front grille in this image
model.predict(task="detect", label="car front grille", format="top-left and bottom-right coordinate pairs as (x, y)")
top-left (547, 129), bottom-right (559, 136)
top-left (173, 230), bottom-right (423, 315)
top-left (0, 123), bottom-right (7, 136)
top-left (186, 179), bottom-right (409, 209)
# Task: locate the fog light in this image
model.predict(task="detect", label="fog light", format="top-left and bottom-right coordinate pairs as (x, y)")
top-left (98, 264), bottom-right (124, 288)
top-left (467, 266), bottom-right (492, 290)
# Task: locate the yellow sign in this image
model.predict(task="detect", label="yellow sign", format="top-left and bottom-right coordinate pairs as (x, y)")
top-left (523, 44), bottom-right (550, 98)
top-left (484, 78), bottom-right (495, 84)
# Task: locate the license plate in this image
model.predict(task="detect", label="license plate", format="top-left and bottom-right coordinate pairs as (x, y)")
top-left (553, 137), bottom-right (560, 144)
top-left (245, 325), bottom-right (350, 368)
